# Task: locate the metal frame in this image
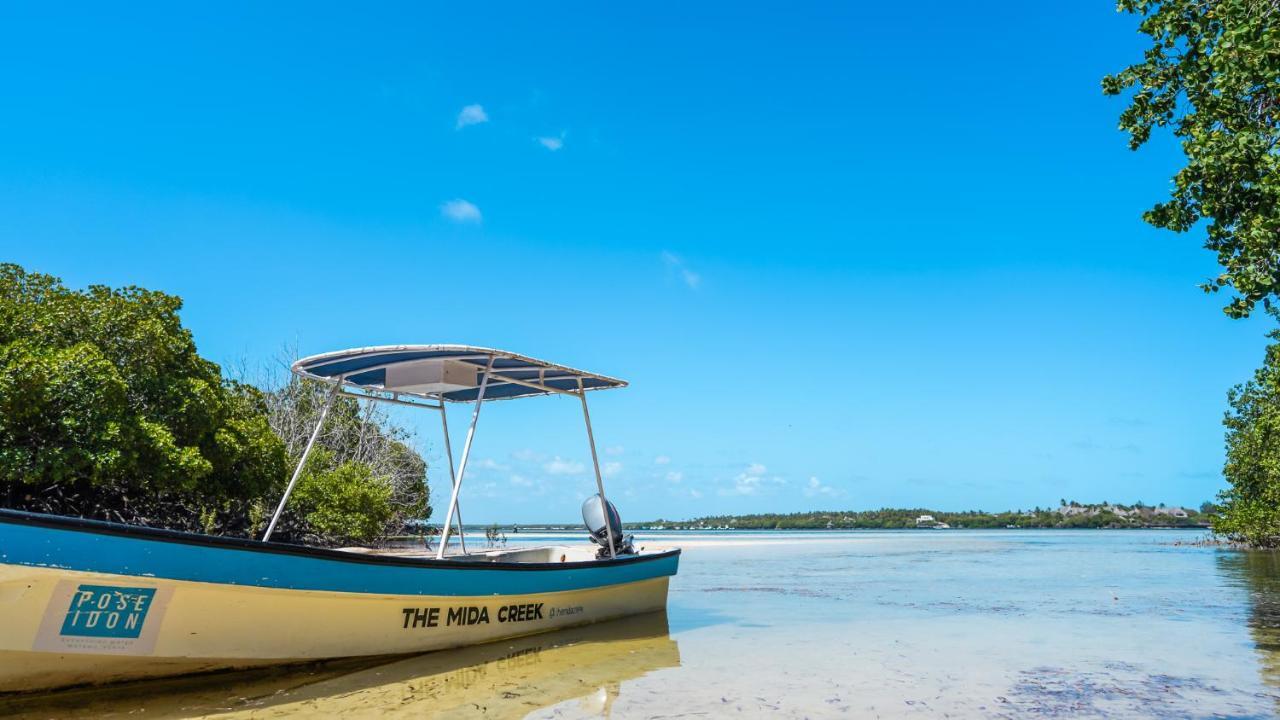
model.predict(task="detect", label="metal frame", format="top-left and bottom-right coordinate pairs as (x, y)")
top-left (339, 388), bottom-right (442, 411)
top-left (436, 356), bottom-right (494, 559)
top-left (268, 349), bottom-right (623, 563)
top-left (261, 378), bottom-right (470, 548)
top-left (436, 393), bottom-right (466, 554)
top-left (578, 378), bottom-right (617, 559)
top-left (262, 380), bottom-right (342, 542)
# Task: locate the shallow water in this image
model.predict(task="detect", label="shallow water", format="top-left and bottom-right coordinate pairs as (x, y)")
top-left (5, 530), bottom-right (1280, 719)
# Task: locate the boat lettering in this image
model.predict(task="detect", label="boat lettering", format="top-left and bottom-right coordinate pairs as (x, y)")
top-left (401, 607), bottom-right (441, 628)
top-left (497, 603), bottom-right (544, 623)
top-left (400, 603), bottom-right (544, 629)
top-left (549, 605), bottom-right (583, 619)
top-left (60, 585), bottom-right (156, 639)
top-left (447, 606), bottom-right (489, 625)
top-left (401, 605), bottom-right (491, 628)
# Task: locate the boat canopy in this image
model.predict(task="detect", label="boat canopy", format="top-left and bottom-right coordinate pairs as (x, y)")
top-left (292, 345), bottom-right (627, 403)
top-left (273, 344), bottom-right (626, 559)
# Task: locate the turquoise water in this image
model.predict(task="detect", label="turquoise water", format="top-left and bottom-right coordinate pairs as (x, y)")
top-left (4, 529), bottom-right (1279, 718)
top-left (651, 530), bottom-right (1280, 718)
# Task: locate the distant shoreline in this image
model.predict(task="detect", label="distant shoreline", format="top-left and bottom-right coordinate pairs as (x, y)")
top-left (391, 525), bottom-right (1213, 537)
top-left (396, 503), bottom-right (1217, 536)
top-left (623, 503), bottom-right (1214, 531)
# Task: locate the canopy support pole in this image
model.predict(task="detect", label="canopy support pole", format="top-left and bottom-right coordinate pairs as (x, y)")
top-left (436, 356), bottom-right (494, 559)
top-left (262, 380), bottom-right (341, 542)
top-left (437, 396), bottom-right (466, 554)
top-left (578, 380), bottom-right (617, 560)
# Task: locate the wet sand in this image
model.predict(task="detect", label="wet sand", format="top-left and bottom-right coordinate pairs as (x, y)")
top-left (3, 530), bottom-right (1278, 718)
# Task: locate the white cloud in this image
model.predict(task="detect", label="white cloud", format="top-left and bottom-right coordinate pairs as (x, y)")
top-left (720, 463), bottom-right (784, 496)
top-left (666, 471), bottom-right (683, 483)
top-left (723, 478), bottom-right (760, 496)
top-left (474, 458), bottom-right (509, 472)
top-left (455, 104), bottom-right (488, 129)
top-left (543, 456), bottom-right (585, 475)
top-left (803, 476), bottom-right (844, 498)
top-left (723, 471), bottom-right (762, 496)
top-left (661, 251), bottom-right (701, 289)
top-left (441, 199), bottom-right (482, 224)
top-left (605, 445), bottom-right (625, 456)
top-left (511, 448), bottom-right (544, 462)
top-left (603, 461), bottom-right (623, 477)
top-left (508, 474), bottom-right (551, 496)
top-left (536, 132), bottom-right (565, 151)
top-left (654, 455), bottom-right (671, 465)
top-left (472, 481), bottom-right (500, 498)
top-left (690, 489), bottom-right (704, 499)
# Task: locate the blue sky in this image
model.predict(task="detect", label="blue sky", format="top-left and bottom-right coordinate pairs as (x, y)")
top-left (0, 2), bottom-right (1270, 522)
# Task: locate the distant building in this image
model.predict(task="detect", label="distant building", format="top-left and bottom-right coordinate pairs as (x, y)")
top-left (915, 514), bottom-right (937, 526)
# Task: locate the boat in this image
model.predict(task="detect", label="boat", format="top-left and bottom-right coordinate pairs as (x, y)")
top-left (0, 345), bottom-right (680, 694)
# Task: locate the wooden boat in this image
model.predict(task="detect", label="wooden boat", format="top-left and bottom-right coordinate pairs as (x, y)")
top-left (0, 345), bottom-right (679, 693)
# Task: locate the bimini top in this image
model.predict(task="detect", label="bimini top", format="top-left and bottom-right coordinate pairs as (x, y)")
top-left (292, 345), bottom-right (627, 403)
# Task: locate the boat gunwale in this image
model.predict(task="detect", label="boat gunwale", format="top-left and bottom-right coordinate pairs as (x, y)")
top-left (0, 508), bottom-right (679, 573)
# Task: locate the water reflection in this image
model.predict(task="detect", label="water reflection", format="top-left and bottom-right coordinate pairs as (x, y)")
top-left (0, 611), bottom-right (679, 719)
top-left (1217, 551), bottom-right (1280, 697)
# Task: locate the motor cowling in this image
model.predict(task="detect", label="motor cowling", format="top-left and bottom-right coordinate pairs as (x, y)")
top-left (581, 494), bottom-right (635, 557)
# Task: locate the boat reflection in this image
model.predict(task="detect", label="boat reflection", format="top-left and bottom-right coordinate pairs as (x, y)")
top-left (0, 611), bottom-right (680, 719)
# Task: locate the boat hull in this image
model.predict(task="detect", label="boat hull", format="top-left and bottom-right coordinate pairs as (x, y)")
top-left (0, 510), bottom-right (678, 694)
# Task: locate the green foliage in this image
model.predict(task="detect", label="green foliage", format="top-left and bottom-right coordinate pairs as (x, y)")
top-left (291, 449), bottom-right (394, 544)
top-left (484, 523), bottom-right (507, 546)
top-left (259, 379), bottom-right (430, 543)
top-left (1215, 328), bottom-right (1280, 547)
top-left (0, 263), bottom-right (427, 545)
top-left (1104, 0), bottom-right (1280, 318)
top-left (0, 340), bottom-right (134, 486)
top-left (0, 263), bottom-right (287, 524)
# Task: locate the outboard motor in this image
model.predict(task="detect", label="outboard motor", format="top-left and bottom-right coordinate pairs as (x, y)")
top-left (581, 494), bottom-right (636, 558)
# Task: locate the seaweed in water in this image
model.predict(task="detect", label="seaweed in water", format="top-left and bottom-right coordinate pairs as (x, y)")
top-left (997, 665), bottom-right (1232, 719)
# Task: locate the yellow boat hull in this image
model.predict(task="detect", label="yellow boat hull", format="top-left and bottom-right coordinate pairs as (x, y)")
top-left (0, 565), bottom-right (670, 693)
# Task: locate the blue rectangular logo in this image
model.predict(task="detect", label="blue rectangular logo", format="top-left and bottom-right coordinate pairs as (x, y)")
top-left (60, 585), bottom-right (156, 639)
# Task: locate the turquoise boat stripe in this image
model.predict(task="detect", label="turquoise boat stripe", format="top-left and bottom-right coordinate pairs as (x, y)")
top-left (0, 518), bottom-right (679, 597)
